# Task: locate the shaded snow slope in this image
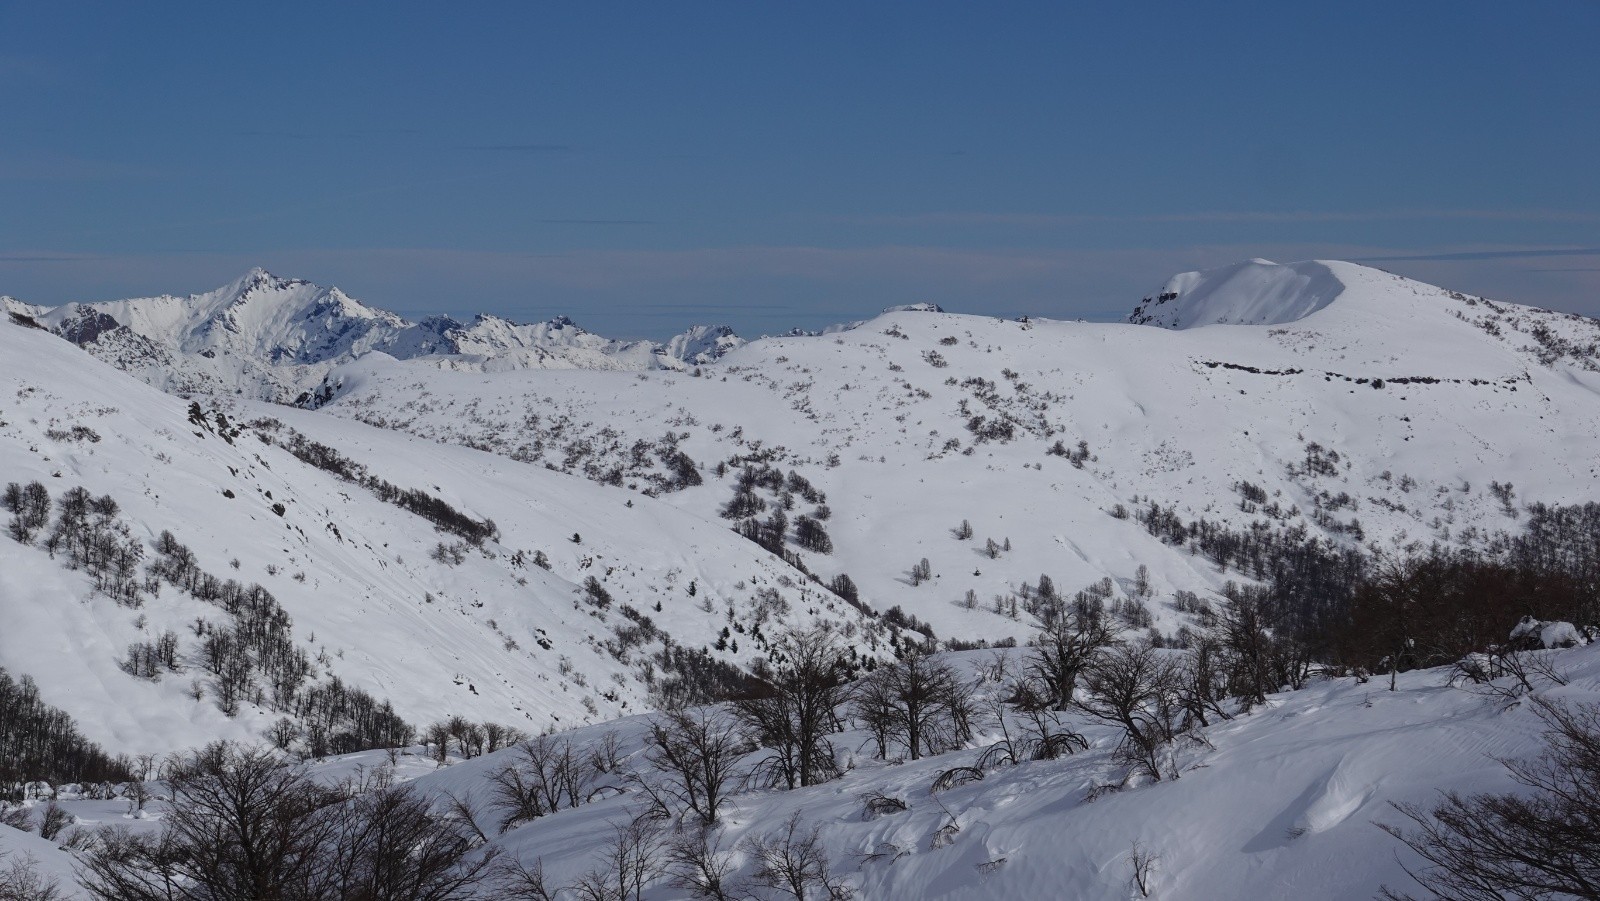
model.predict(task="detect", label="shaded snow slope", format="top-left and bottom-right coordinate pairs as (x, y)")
top-left (0, 318), bottom-right (893, 755)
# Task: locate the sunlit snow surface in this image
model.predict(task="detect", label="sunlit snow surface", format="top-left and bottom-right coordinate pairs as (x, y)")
top-left (4, 258), bottom-right (1600, 898)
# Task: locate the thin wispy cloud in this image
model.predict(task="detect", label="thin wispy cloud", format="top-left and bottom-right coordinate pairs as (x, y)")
top-left (0, 157), bottom-right (166, 181)
top-left (233, 128), bottom-right (426, 140)
top-left (1355, 247), bottom-right (1600, 263)
top-left (466, 143), bottom-right (582, 154)
top-left (532, 218), bottom-right (654, 226)
top-left (848, 209), bottom-right (1600, 227)
top-left (0, 253), bottom-right (100, 262)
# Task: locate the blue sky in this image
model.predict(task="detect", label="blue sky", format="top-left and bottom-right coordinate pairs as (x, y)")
top-left (2, 1), bottom-right (1597, 338)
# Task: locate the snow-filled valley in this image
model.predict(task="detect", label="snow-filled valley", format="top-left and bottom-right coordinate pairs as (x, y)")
top-left (3, 257), bottom-right (1600, 899)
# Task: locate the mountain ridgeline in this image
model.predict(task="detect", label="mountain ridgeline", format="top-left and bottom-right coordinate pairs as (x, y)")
top-left (2, 269), bottom-right (748, 403)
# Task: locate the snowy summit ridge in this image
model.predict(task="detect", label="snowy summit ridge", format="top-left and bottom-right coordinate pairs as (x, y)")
top-left (1128, 258), bottom-right (1349, 329)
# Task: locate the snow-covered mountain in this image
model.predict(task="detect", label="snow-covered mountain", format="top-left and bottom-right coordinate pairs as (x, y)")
top-left (0, 314), bottom-right (896, 757)
top-left (287, 259), bottom-right (1600, 644)
top-left (5, 257), bottom-right (1600, 900)
top-left (7, 256), bottom-right (1598, 749)
top-left (6, 269), bottom-right (746, 402)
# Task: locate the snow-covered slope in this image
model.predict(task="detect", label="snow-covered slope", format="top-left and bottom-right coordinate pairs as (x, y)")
top-left (299, 261), bottom-right (1600, 645)
top-left (6, 256), bottom-right (1600, 758)
top-left (18, 644), bottom-right (1600, 901)
top-left (0, 316), bottom-right (893, 756)
top-left (1128, 258), bottom-right (1348, 328)
top-left (6, 258), bottom-right (1600, 900)
top-left (14, 270), bottom-right (745, 402)
top-left (433, 645), bottom-right (1600, 901)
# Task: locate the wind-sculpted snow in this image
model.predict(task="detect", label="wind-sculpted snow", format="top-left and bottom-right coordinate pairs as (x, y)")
top-left (1129, 258), bottom-right (1347, 329)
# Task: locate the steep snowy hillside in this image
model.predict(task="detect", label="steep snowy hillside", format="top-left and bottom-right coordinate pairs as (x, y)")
top-left (301, 261), bottom-right (1600, 644)
top-left (9, 270), bottom-right (744, 402)
top-left (0, 318), bottom-right (896, 756)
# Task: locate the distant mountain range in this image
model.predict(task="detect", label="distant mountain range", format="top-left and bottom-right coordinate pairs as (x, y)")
top-left (3, 268), bottom-right (748, 402)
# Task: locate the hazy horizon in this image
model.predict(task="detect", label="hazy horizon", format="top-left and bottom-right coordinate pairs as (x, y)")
top-left (3, 1), bottom-right (1597, 339)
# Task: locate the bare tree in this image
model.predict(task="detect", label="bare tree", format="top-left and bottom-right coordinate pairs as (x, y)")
top-left (75, 827), bottom-right (188, 901)
top-left (666, 829), bottom-right (742, 901)
top-left (572, 817), bottom-right (665, 901)
top-left (852, 651), bottom-right (977, 761)
top-left (591, 730), bottom-right (626, 775)
top-left (1128, 842), bottom-right (1158, 898)
top-left (1077, 643), bottom-right (1182, 783)
top-left (442, 791), bottom-right (495, 848)
top-left (495, 858), bottom-right (561, 901)
top-left (909, 558), bottom-right (932, 587)
top-left (0, 851), bottom-right (63, 901)
top-left (1215, 584), bottom-right (1275, 706)
top-left (852, 667), bottom-right (899, 760)
top-left (1453, 647), bottom-right (1570, 703)
top-left (1025, 603), bottom-right (1115, 711)
top-left (986, 676), bottom-right (1087, 765)
top-left (79, 743), bottom-right (497, 901)
top-left (488, 734), bottom-right (603, 832)
top-left (2, 481), bottom-right (51, 544)
top-left (482, 723), bottom-right (526, 755)
top-left (735, 628), bottom-right (851, 789)
top-left (0, 805), bottom-right (29, 832)
top-left (1378, 699), bottom-right (1600, 901)
top-left (80, 743), bottom-right (336, 900)
top-left (445, 716), bottom-right (486, 759)
top-left (1173, 634), bottom-right (1232, 729)
top-left (37, 801), bottom-right (71, 841)
top-left (746, 812), bottom-right (851, 901)
top-left (320, 782), bottom-right (500, 901)
top-left (638, 708), bottom-right (749, 826)
top-left (424, 721), bottom-right (452, 765)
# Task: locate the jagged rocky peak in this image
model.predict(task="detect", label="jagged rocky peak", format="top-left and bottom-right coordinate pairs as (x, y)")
top-left (663, 324), bottom-right (745, 364)
top-left (2, 269), bottom-right (760, 399)
top-left (230, 266), bottom-right (308, 296)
